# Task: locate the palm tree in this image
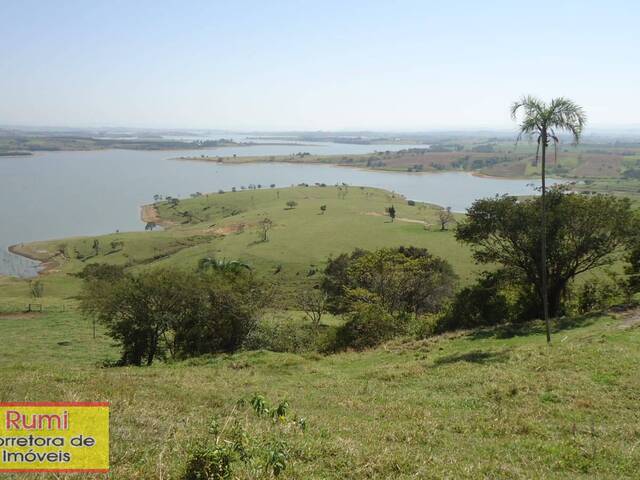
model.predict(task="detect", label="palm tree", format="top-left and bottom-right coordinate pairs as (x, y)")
top-left (197, 256), bottom-right (251, 274)
top-left (511, 96), bottom-right (586, 343)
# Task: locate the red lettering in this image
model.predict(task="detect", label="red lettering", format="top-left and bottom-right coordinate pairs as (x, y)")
top-left (5, 410), bottom-right (21, 429)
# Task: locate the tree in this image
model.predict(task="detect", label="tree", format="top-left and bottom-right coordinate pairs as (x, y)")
top-left (386, 205), bottom-right (396, 222)
top-left (320, 205), bottom-right (327, 215)
top-left (322, 246), bottom-right (457, 317)
top-left (297, 289), bottom-right (328, 332)
top-left (29, 280), bottom-right (44, 298)
top-left (285, 200), bottom-right (298, 210)
top-left (80, 267), bottom-right (265, 365)
top-left (145, 222), bottom-right (157, 231)
top-left (321, 249), bottom-right (367, 313)
top-left (511, 96), bottom-right (586, 343)
top-left (110, 240), bottom-right (124, 252)
top-left (259, 217), bottom-right (273, 242)
top-left (92, 239), bottom-right (100, 256)
top-left (438, 206), bottom-right (455, 231)
top-left (456, 190), bottom-right (633, 322)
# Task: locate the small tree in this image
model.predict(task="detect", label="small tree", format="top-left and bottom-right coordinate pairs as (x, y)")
top-left (92, 239), bottom-right (100, 256)
top-left (320, 205), bottom-right (327, 215)
top-left (110, 240), bottom-right (124, 252)
top-left (285, 200), bottom-right (298, 210)
top-left (145, 222), bottom-right (157, 231)
top-left (386, 205), bottom-right (396, 222)
top-left (29, 280), bottom-right (44, 298)
top-left (297, 289), bottom-right (328, 332)
top-left (438, 207), bottom-right (455, 231)
top-left (259, 217), bottom-right (273, 242)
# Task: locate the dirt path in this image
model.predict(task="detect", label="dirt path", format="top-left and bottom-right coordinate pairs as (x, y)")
top-left (618, 308), bottom-right (640, 330)
top-left (364, 211), bottom-right (432, 227)
top-left (0, 312), bottom-right (41, 320)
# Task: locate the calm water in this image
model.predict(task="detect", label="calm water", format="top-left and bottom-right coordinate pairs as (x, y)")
top-left (0, 143), bottom-right (554, 277)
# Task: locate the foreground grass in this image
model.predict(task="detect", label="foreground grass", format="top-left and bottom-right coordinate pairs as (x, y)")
top-left (0, 309), bottom-right (639, 479)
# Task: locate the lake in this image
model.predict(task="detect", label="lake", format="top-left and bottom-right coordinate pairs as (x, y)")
top-left (0, 143), bottom-right (554, 277)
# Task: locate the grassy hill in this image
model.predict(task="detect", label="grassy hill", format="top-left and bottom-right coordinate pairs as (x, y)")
top-left (0, 306), bottom-right (639, 478)
top-left (2, 186), bottom-right (476, 305)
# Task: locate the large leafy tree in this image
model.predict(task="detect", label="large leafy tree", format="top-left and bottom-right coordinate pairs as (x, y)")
top-left (511, 96), bottom-right (587, 342)
top-left (321, 246), bottom-right (457, 316)
top-left (456, 190), bottom-right (633, 324)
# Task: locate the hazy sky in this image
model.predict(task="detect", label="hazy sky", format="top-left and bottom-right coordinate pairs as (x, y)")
top-left (1, 1), bottom-right (638, 131)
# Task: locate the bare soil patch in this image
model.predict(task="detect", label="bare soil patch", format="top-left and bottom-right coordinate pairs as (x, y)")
top-left (0, 312), bottom-right (41, 320)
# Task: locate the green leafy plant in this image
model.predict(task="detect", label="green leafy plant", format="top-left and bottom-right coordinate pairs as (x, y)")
top-left (182, 442), bottom-right (234, 480)
top-left (250, 393), bottom-right (269, 417)
top-left (264, 440), bottom-right (288, 477)
top-left (272, 400), bottom-right (289, 423)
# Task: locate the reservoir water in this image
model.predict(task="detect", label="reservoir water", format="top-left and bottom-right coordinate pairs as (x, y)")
top-left (0, 142), bottom-right (553, 277)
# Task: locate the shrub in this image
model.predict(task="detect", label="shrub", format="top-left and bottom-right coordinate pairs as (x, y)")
top-left (333, 302), bottom-right (404, 350)
top-left (74, 263), bottom-right (125, 281)
top-left (575, 278), bottom-right (622, 314)
top-left (182, 443), bottom-right (234, 480)
top-left (438, 271), bottom-right (511, 332)
top-left (242, 319), bottom-right (318, 353)
top-left (29, 280), bottom-right (44, 299)
top-left (625, 239), bottom-right (640, 295)
top-left (409, 314), bottom-right (440, 339)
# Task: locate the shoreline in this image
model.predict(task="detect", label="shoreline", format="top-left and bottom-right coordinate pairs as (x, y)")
top-left (0, 141), bottom-right (317, 158)
top-left (175, 154), bottom-right (557, 181)
top-left (140, 204), bottom-right (176, 228)
top-left (6, 244), bottom-right (57, 275)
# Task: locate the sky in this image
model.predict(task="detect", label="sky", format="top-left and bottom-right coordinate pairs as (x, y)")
top-left (1, 0), bottom-right (639, 131)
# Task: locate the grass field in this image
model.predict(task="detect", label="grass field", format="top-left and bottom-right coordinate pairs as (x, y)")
top-left (3, 186), bottom-right (476, 305)
top-left (0, 307), bottom-right (639, 478)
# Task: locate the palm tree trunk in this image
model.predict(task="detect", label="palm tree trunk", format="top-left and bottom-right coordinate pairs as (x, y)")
top-left (540, 133), bottom-right (551, 343)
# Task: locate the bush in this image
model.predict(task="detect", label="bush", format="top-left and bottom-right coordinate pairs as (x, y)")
top-left (181, 395), bottom-right (301, 479)
top-left (626, 240), bottom-right (640, 295)
top-left (575, 278), bottom-right (622, 314)
top-left (409, 314), bottom-right (440, 339)
top-left (243, 319), bottom-right (318, 353)
top-left (333, 302), bottom-right (405, 350)
top-left (73, 263), bottom-right (125, 281)
top-left (438, 271), bottom-right (511, 332)
top-left (182, 443), bottom-right (234, 480)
